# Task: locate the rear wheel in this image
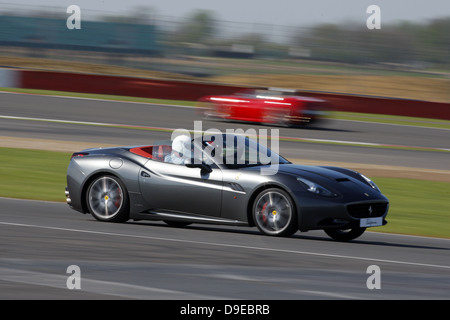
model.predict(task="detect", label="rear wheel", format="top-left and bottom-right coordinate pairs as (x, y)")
top-left (324, 226), bottom-right (366, 241)
top-left (86, 175), bottom-right (129, 222)
top-left (252, 188), bottom-right (297, 237)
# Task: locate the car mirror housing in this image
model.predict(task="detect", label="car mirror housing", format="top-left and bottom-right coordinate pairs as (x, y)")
top-left (186, 162), bottom-right (213, 173)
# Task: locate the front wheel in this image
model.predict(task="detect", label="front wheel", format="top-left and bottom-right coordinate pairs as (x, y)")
top-left (86, 175), bottom-right (130, 223)
top-left (252, 188), bottom-right (298, 237)
top-left (324, 226), bottom-right (366, 241)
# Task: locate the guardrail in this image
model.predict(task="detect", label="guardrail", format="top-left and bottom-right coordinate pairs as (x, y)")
top-left (4, 68), bottom-right (450, 120)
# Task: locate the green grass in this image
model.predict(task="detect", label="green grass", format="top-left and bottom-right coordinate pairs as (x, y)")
top-left (0, 87), bottom-right (198, 107)
top-left (331, 111), bottom-right (450, 130)
top-left (371, 177), bottom-right (450, 238)
top-left (1, 147), bottom-right (449, 238)
top-left (0, 147), bottom-right (71, 202)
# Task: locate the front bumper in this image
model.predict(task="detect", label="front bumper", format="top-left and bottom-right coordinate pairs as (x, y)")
top-left (296, 195), bottom-right (389, 232)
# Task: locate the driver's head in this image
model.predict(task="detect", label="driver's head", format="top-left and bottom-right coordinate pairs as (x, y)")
top-left (171, 135), bottom-right (191, 157)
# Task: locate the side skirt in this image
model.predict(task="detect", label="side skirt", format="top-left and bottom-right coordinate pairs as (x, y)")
top-left (131, 210), bottom-right (249, 226)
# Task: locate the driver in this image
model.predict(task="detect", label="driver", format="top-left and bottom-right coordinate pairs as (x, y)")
top-left (165, 135), bottom-right (192, 165)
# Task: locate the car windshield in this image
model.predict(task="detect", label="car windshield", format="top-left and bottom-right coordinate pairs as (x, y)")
top-left (235, 88), bottom-right (296, 100)
top-left (196, 134), bottom-right (290, 169)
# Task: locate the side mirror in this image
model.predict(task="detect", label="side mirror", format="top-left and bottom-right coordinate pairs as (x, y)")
top-left (185, 162), bottom-right (213, 173)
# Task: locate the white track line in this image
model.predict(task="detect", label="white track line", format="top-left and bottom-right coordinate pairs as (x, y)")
top-left (1, 115), bottom-right (449, 151)
top-left (0, 221), bottom-right (449, 270)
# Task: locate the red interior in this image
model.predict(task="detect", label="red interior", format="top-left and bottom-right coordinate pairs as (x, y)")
top-left (130, 145), bottom-right (172, 162)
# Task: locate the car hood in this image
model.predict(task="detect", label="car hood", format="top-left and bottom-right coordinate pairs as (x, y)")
top-left (242, 163), bottom-right (385, 198)
top-left (280, 163), bottom-right (386, 197)
top-left (276, 164), bottom-right (351, 180)
top-left (238, 163), bottom-right (351, 179)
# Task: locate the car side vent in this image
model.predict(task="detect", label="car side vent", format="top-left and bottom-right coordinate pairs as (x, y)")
top-left (336, 178), bottom-right (350, 182)
top-left (228, 182), bottom-right (245, 192)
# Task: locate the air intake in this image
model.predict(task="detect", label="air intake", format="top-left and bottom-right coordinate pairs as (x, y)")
top-left (347, 202), bottom-right (388, 218)
top-left (228, 182), bottom-right (245, 192)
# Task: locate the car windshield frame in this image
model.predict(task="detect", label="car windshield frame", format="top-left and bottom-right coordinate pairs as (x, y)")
top-left (192, 133), bottom-right (290, 169)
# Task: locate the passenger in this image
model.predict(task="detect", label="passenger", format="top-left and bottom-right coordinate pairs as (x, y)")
top-left (165, 135), bottom-right (192, 165)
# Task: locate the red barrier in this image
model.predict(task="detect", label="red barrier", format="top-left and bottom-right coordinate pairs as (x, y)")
top-left (300, 92), bottom-right (450, 120)
top-left (19, 70), bottom-right (450, 120)
top-left (19, 70), bottom-right (245, 101)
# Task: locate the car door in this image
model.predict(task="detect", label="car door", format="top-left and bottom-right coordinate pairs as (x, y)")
top-left (138, 159), bottom-right (223, 217)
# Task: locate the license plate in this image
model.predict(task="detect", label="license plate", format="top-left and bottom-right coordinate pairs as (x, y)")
top-left (360, 217), bottom-right (383, 228)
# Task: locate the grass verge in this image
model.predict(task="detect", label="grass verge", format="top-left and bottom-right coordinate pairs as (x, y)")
top-left (371, 177), bottom-right (450, 239)
top-left (0, 87), bottom-right (198, 107)
top-left (1, 147), bottom-right (448, 238)
top-left (0, 147), bottom-right (71, 202)
top-left (333, 111), bottom-right (450, 130)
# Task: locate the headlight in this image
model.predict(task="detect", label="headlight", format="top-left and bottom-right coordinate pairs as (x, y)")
top-left (358, 173), bottom-right (380, 192)
top-left (297, 177), bottom-right (337, 197)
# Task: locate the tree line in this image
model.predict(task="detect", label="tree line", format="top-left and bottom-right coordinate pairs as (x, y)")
top-left (161, 10), bottom-right (450, 67)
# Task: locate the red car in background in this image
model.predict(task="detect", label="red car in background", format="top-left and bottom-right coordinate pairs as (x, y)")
top-left (198, 88), bottom-right (329, 127)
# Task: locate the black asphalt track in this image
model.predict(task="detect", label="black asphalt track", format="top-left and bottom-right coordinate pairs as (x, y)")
top-left (0, 91), bottom-right (449, 301)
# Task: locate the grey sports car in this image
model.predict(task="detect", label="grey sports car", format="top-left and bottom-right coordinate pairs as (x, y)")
top-left (65, 133), bottom-right (389, 241)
